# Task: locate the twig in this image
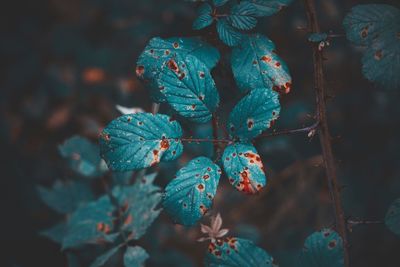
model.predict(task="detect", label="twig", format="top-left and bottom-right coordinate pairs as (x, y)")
top-left (211, 114), bottom-right (223, 160)
top-left (258, 121), bottom-right (319, 139)
top-left (180, 137), bottom-right (231, 143)
top-left (303, 0), bottom-right (350, 266)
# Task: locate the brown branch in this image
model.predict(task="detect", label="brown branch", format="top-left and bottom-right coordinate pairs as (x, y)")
top-left (303, 0), bottom-right (350, 266)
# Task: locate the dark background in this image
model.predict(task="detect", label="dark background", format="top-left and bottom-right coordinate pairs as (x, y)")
top-left (1, 0), bottom-right (400, 266)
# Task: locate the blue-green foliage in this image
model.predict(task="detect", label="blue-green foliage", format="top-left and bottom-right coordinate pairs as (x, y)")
top-left (163, 157), bottom-right (221, 226)
top-left (124, 246), bottom-right (149, 267)
top-left (112, 173), bottom-right (162, 240)
top-left (228, 2), bottom-right (258, 30)
top-left (89, 246), bottom-right (121, 267)
top-left (99, 113), bottom-right (183, 171)
top-left (40, 222), bottom-right (67, 244)
top-left (231, 34), bottom-right (292, 94)
top-left (37, 180), bottom-right (94, 214)
top-left (157, 54), bottom-right (220, 123)
top-left (193, 3), bottom-right (214, 30)
top-left (222, 143), bottom-right (267, 194)
top-left (299, 229), bottom-right (344, 267)
top-left (385, 198), bottom-right (400, 236)
top-left (213, 0), bottom-right (229, 7)
top-left (228, 88), bottom-right (280, 141)
top-left (247, 0), bottom-right (294, 17)
top-left (308, 33), bottom-right (328, 43)
top-left (136, 37), bottom-right (220, 102)
top-left (59, 136), bottom-right (107, 178)
top-left (217, 19), bottom-right (244, 47)
top-left (205, 237), bottom-right (277, 267)
top-left (343, 4), bottom-right (400, 89)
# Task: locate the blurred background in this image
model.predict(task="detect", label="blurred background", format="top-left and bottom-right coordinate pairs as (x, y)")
top-left (1, 0), bottom-right (400, 266)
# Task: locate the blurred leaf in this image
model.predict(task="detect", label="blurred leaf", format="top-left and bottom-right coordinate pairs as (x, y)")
top-left (100, 113), bottom-right (183, 171)
top-left (231, 34), bottom-right (292, 94)
top-left (205, 237), bottom-right (277, 266)
top-left (385, 198), bottom-right (400, 236)
top-left (163, 157), bottom-right (221, 226)
top-left (222, 143), bottom-right (267, 194)
top-left (299, 229), bottom-right (344, 267)
top-left (40, 222), bottom-right (67, 244)
top-left (246, 0), bottom-right (294, 17)
top-left (214, 0), bottom-right (229, 7)
top-left (217, 19), bottom-right (243, 47)
top-left (308, 33), bottom-right (328, 43)
top-left (37, 180), bottom-right (94, 214)
top-left (113, 173), bottom-right (161, 240)
top-left (157, 54), bottom-right (220, 123)
top-left (229, 2), bottom-right (258, 30)
top-left (228, 88), bottom-right (280, 141)
top-left (343, 4), bottom-right (400, 89)
top-left (59, 136), bottom-right (107, 178)
top-left (89, 246), bottom-right (121, 267)
top-left (124, 246), bottom-right (149, 267)
top-left (193, 3), bottom-right (214, 30)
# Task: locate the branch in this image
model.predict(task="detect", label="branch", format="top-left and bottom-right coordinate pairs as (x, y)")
top-left (258, 121), bottom-right (319, 139)
top-left (212, 114), bottom-right (223, 160)
top-left (303, 0), bottom-right (350, 266)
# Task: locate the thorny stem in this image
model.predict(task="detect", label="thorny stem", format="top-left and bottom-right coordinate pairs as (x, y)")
top-left (303, 0), bottom-right (350, 266)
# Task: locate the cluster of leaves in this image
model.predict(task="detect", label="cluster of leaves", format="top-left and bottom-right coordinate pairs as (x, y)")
top-left (38, 136), bottom-right (162, 267)
top-left (343, 4), bottom-right (400, 89)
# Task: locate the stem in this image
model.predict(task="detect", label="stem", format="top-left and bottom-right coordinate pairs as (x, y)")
top-left (212, 114), bottom-right (222, 159)
top-left (257, 121), bottom-right (319, 139)
top-left (303, 0), bottom-right (350, 266)
top-left (180, 137), bottom-right (231, 143)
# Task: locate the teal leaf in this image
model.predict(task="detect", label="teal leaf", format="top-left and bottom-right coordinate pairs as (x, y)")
top-left (228, 88), bottom-right (280, 141)
top-left (59, 136), bottom-right (107, 178)
top-left (136, 37), bottom-right (220, 102)
top-left (343, 4), bottom-right (400, 89)
top-left (217, 19), bottom-right (243, 47)
top-left (222, 143), bottom-right (266, 194)
top-left (193, 3), bottom-right (214, 30)
top-left (214, 0), bottom-right (229, 7)
top-left (113, 173), bottom-right (162, 240)
top-left (385, 198), bottom-right (400, 236)
top-left (62, 195), bottom-right (116, 250)
top-left (89, 246), bottom-right (121, 267)
top-left (40, 222), bottom-right (66, 244)
top-left (163, 157), bottom-right (221, 226)
top-left (247, 0), bottom-right (294, 17)
top-left (229, 2), bottom-right (258, 30)
top-left (308, 33), bottom-right (328, 43)
top-left (205, 237), bottom-right (277, 266)
top-left (157, 54), bottom-right (220, 123)
top-left (299, 229), bottom-right (344, 267)
top-left (100, 113), bottom-right (183, 171)
top-left (124, 246), bottom-right (149, 267)
top-left (231, 34), bottom-right (292, 94)
top-left (37, 180), bottom-right (94, 214)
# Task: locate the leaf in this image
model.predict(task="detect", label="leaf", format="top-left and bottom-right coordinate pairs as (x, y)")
top-left (89, 246), bottom-right (121, 267)
top-left (343, 4), bottom-right (400, 89)
top-left (124, 246), bottom-right (149, 267)
top-left (59, 136), bottom-right (107, 178)
top-left (246, 0), bottom-right (294, 17)
top-left (205, 237), bottom-right (277, 267)
top-left (113, 173), bottom-right (162, 240)
top-left (40, 222), bottom-right (67, 244)
top-left (217, 19), bottom-right (243, 47)
top-left (231, 34), bottom-right (292, 94)
top-left (136, 37), bottom-right (220, 102)
top-left (308, 33), bottom-right (328, 43)
top-left (99, 113), bottom-right (183, 171)
top-left (385, 198), bottom-right (400, 236)
top-left (228, 88), bottom-right (280, 141)
top-left (299, 229), bottom-right (344, 267)
top-left (163, 157), bottom-right (221, 226)
top-left (229, 2), bottom-right (258, 30)
top-left (157, 54), bottom-right (220, 123)
top-left (213, 0), bottom-right (229, 7)
top-left (37, 180), bottom-right (94, 214)
top-left (62, 195), bottom-right (116, 250)
top-left (222, 143), bottom-right (266, 194)
top-left (193, 3), bottom-right (214, 30)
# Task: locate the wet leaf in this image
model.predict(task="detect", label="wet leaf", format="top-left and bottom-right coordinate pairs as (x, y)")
top-left (124, 246), bottom-right (149, 267)
top-left (385, 198), bottom-right (400, 236)
top-left (217, 19), bottom-right (243, 47)
top-left (229, 2), bottom-right (258, 30)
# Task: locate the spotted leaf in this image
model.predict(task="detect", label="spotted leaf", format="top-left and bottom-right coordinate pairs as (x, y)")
top-left (231, 34), bottom-right (292, 94)
top-left (193, 3), bottom-right (214, 30)
top-left (100, 113), bottom-right (183, 171)
top-left (157, 54), bottom-right (220, 123)
top-left (228, 88), bottom-right (280, 141)
top-left (222, 143), bottom-right (266, 194)
top-left (299, 229), bottom-right (344, 267)
top-left (385, 198), bottom-right (400, 236)
top-left (163, 157), bottom-right (221, 226)
top-left (205, 237), bottom-right (277, 267)
top-left (343, 4), bottom-right (400, 89)
top-left (124, 246), bottom-right (149, 267)
top-left (247, 0), bottom-right (294, 17)
top-left (112, 173), bottom-right (162, 240)
top-left (217, 18), bottom-right (243, 47)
